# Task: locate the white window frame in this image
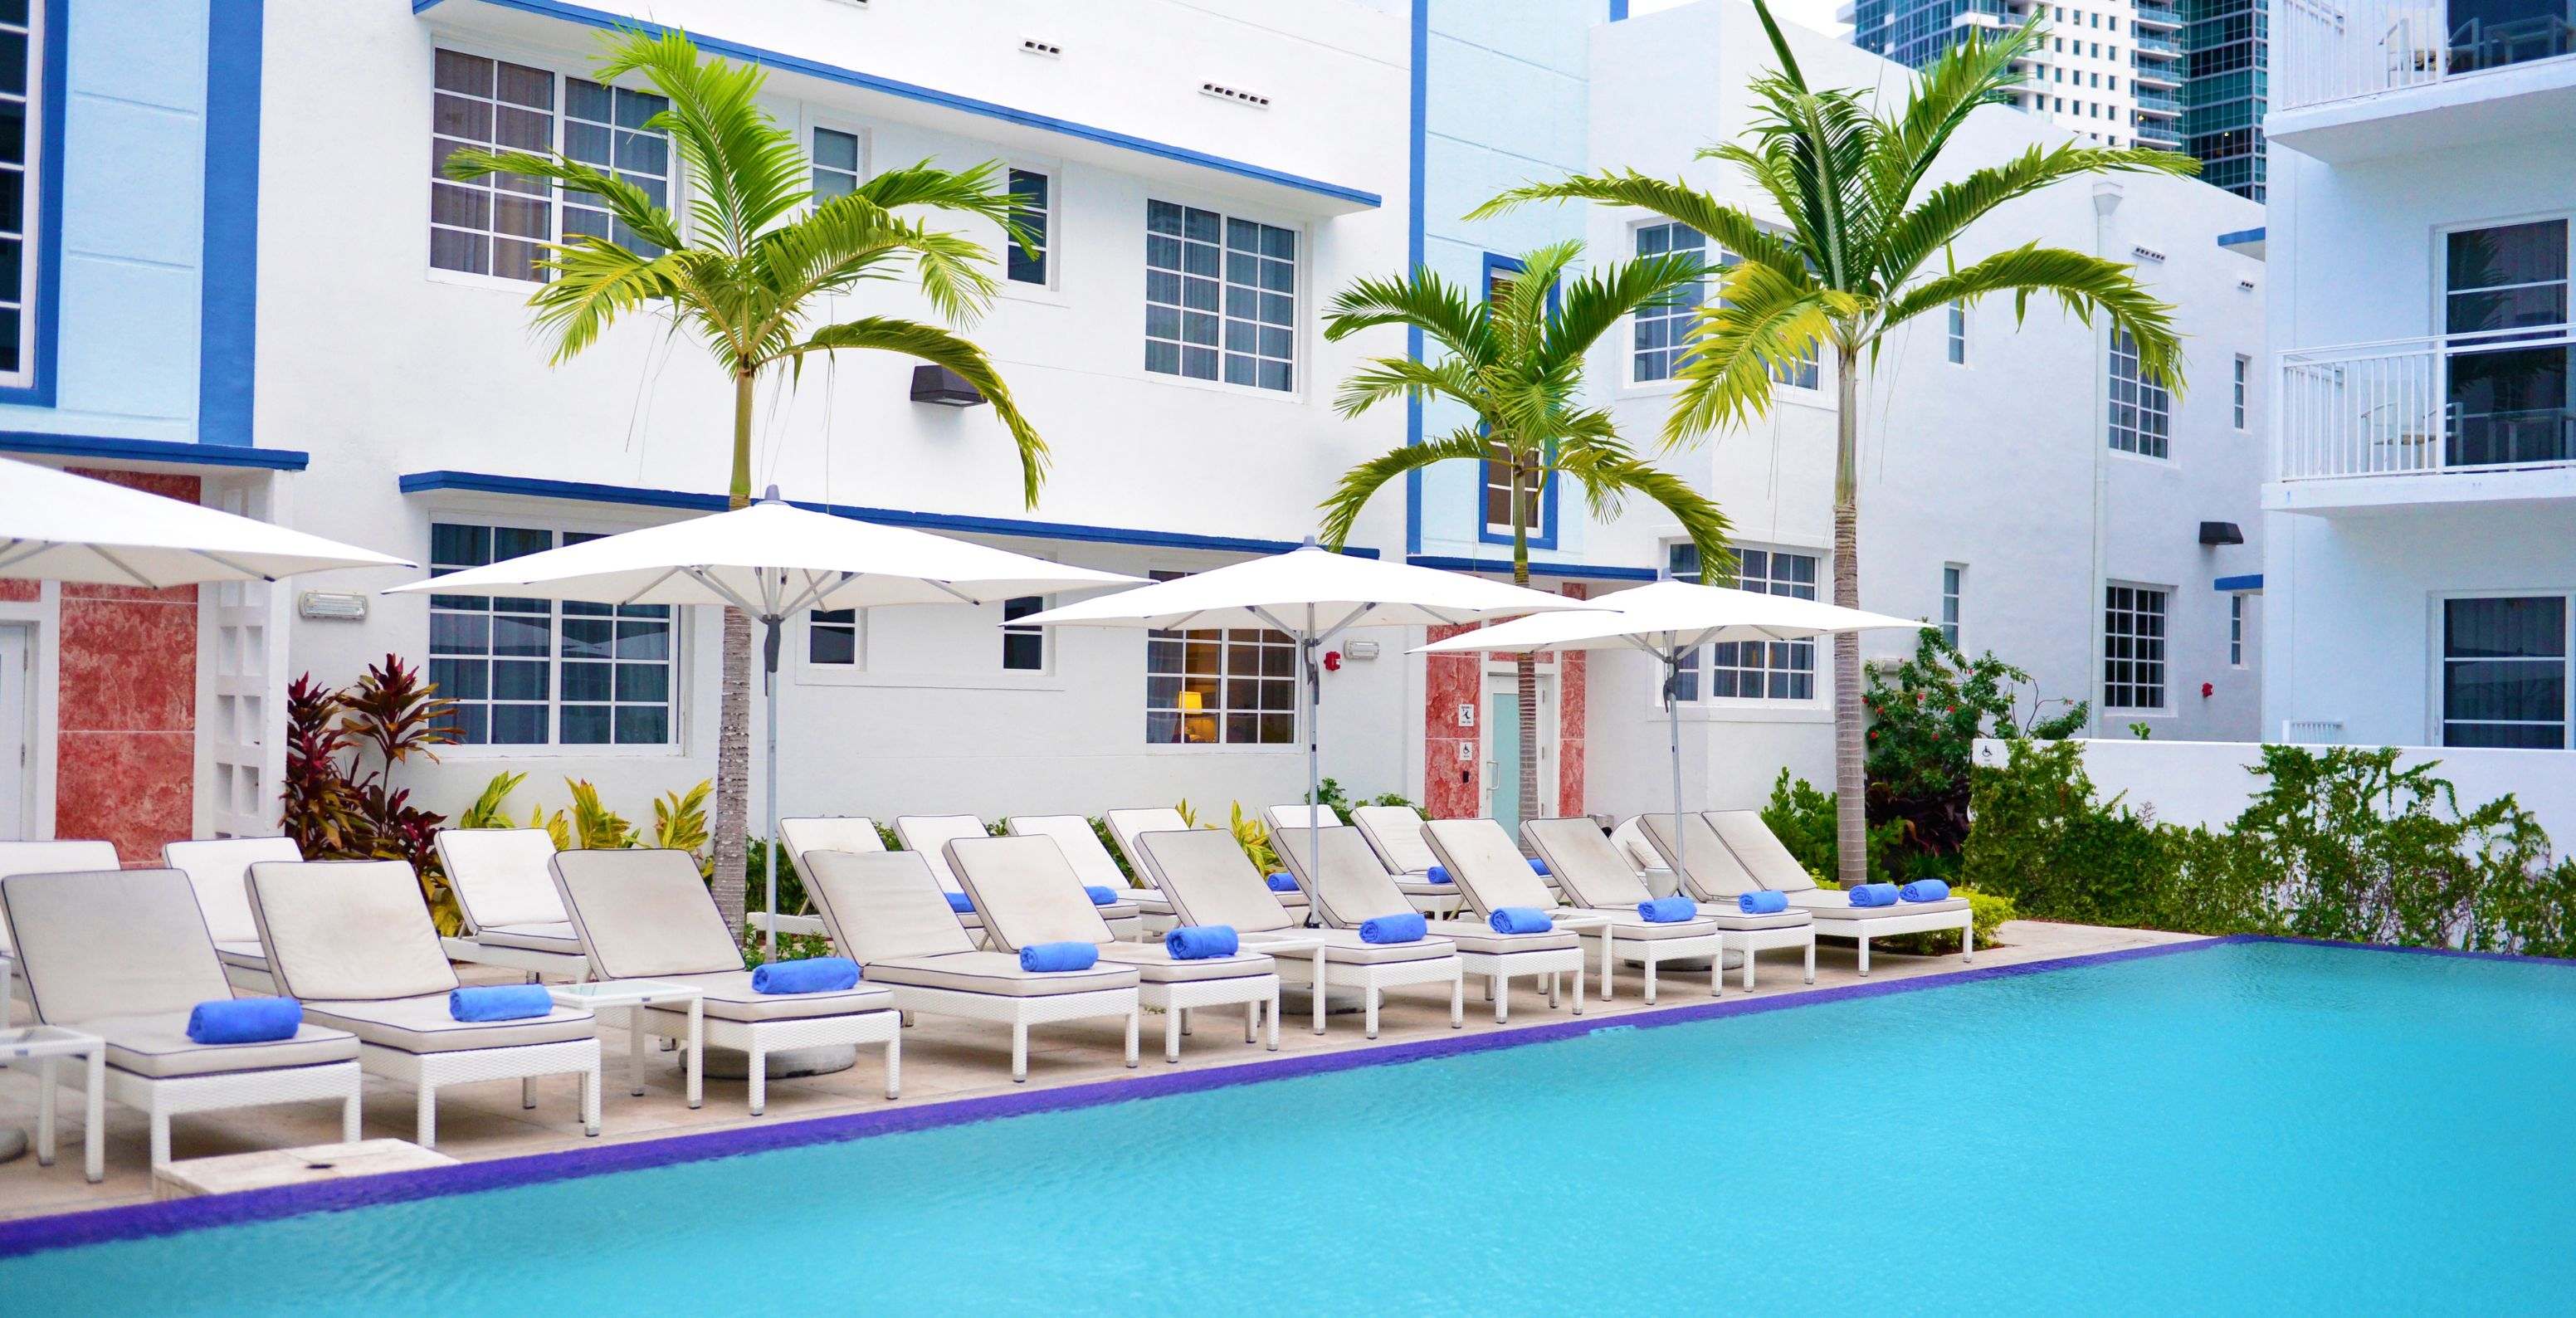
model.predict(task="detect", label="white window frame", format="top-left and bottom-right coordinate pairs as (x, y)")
top-left (1628, 218), bottom-right (1708, 388)
top-left (2103, 580), bottom-right (2171, 712)
top-left (795, 594), bottom-right (1066, 691)
top-left (2228, 593), bottom-right (2247, 666)
top-left (807, 120), bottom-right (869, 204)
top-left (1946, 301), bottom-right (1968, 366)
top-left (2108, 325), bottom-right (2171, 459)
top-left (1941, 563), bottom-right (1964, 648)
top-left (1001, 162), bottom-right (1057, 293)
top-left (1662, 539), bottom-right (1827, 710)
top-left (2232, 353), bottom-right (2249, 429)
top-left (427, 42), bottom-right (679, 290)
top-left (0, 0), bottom-right (46, 393)
top-left (425, 517), bottom-right (685, 757)
top-left (2432, 589), bottom-right (2573, 749)
top-left (1142, 196), bottom-right (1301, 398)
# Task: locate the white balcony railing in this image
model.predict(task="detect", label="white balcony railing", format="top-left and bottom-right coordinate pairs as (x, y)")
top-left (2275, 0), bottom-right (2576, 112)
top-left (2276, 327), bottom-right (2576, 480)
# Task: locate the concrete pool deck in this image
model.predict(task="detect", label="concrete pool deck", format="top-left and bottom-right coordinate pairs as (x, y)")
top-left (0, 920), bottom-right (2200, 1223)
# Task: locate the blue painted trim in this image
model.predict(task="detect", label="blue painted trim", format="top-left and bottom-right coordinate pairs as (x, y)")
top-left (1609, 0), bottom-right (1631, 18)
top-left (0, 0), bottom-right (67, 408)
top-left (2214, 573), bottom-right (2262, 592)
top-left (1475, 253), bottom-right (1559, 553)
top-left (1408, 554), bottom-right (1657, 583)
top-left (412, 0), bottom-right (1378, 209)
top-left (0, 430), bottom-right (309, 470)
top-left (198, 0), bottom-right (263, 447)
top-left (1403, 0), bottom-right (1427, 557)
top-left (0, 936), bottom-right (2245, 1258)
top-left (2217, 226), bottom-right (2264, 248)
top-left (397, 471), bottom-right (1378, 558)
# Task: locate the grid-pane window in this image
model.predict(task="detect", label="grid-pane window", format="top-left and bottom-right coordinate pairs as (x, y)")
top-left (2103, 583), bottom-right (2168, 710)
top-left (561, 79), bottom-right (669, 255)
top-left (2442, 596), bottom-right (2569, 749)
top-left (2109, 327), bottom-right (2171, 457)
top-left (1941, 564), bottom-right (1964, 648)
top-left (1144, 200), bottom-right (1294, 392)
top-left (1710, 548), bottom-right (1819, 700)
top-left (1946, 302), bottom-right (1968, 365)
top-left (0, 0), bottom-right (43, 383)
top-left (808, 608), bottom-right (857, 665)
top-left (427, 524), bottom-right (676, 746)
top-left (1144, 571), bottom-right (1295, 744)
top-left (430, 51), bottom-right (671, 282)
top-left (2228, 593), bottom-right (2246, 666)
top-left (2232, 354), bottom-right (2249, 429)
top-left (1633, 221), bottom-right (1706, 383)
top-left (2444, 220), bottom-right (2569, 467)
top-left (1002, 596), bottom-right (1045, 671)
top-left (1482, 261), bottom-right (1541, 534)
top-left (811, 127), bottom-right (861, 203)
top-left (1006, 168), bottom-right (1049, 286)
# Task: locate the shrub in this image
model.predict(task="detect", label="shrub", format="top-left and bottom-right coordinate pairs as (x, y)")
top-left (280, 657), bottom-right (462, 932)
top-left (1307, 777), bottom-right (1417, 826)
top-left (1862, 628), bottom-right (2087, 877)
top-left (1875, 886), bottom-right (2018, 954)
top-left (1760, 768), bottom-right (1907, 886)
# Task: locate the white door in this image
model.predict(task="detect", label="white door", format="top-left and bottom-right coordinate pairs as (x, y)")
top-left (1483, 671), bottom-right (1556, 836)
top-left (0, 623), bottom-right (28, 837)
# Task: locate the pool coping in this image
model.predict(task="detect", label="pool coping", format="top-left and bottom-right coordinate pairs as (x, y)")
top-left (0, 931), bottom-right (2561, 1258)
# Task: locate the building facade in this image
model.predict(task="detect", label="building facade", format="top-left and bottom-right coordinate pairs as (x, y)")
top-left (1, 0), bottom-right (2263, 860)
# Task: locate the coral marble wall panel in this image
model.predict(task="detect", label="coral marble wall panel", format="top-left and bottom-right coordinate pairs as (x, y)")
top-left (53, 468), bottom-right (198, 862)
top-left (1422, 622), bottom-right (1480, 819)
top-left (1556, 583), bottom-right (1586, 818)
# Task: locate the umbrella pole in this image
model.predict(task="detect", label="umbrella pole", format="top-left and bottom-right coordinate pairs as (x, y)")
top-left (1666, 645), bottom-right (1685, 888)
top-left (762, 615), bottom-right (783, 964)
top-left (1304, 605), bottom-right (1321, 891)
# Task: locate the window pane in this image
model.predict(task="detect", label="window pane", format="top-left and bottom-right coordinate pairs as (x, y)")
top-left (1145, 198), bottom-right (1293, 391)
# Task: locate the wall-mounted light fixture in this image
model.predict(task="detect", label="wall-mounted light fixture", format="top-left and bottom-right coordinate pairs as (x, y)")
top-left (298, 591), bottom-right (369, 621)
top-left (2198, 521), bottom-right (2245, 546)
top-left (910, 364), bottom-right (986, 408)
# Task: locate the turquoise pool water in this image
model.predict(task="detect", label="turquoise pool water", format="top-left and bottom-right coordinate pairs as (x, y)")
top-left (4, 941), bottom-right (2571, 1314)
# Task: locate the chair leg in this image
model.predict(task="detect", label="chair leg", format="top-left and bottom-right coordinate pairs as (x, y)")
top-left (1646, 953), bottom-right (1661, 1004)
top-left (1243, 999), bottom-right (1257, 1044)
top-left (1365, 987), bottom-right (1382, 1039)
top-left (522, 1076), bottom-right (537, 1110)
top-left (1744, 944), bottom-right (1758, 990)
top-left (580, 1062), bottom-right (601, 1137)
top-left (1857, 935), bottom-right (1871, 977)
top-left (340, 1091), bottom-right (362, 1144)
top-left (883, 1030), bottom-right (901, 1101)
top-left (1124, 1008), bottom-right (1140, 1069)
top-left (1803, 940), bottom-right (1816, 984)
top-left (416, 1086), bottom-right (438, 1149)
top-left (149, 1110), bottom-right (173, 1171)
top-left (749, 1041), bottom-right (768, 1116)
top-left (1448, 973), bottom-right (1464, 1028)
top-left (1266, 988), bottom-right (1281, 1052)
top-left (1494, 974), bottom-right (1510, 1023)
top-left (1961, 919), bottom-right (1975, 964)
top-left (1164, 1007), bottom-right (1182, 1064)
top-left (1573, 961), bottom-right (1586, 1016)
top-left (1012, 1022), bottom-right (1029, 1083)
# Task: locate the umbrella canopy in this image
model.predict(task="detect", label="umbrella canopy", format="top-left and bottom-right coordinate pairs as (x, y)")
top-left (385, 497), bottom-right (1134, 613)
top-left (386, 493), bottom-right (1141, 957)
top-left (0, 456), bottom-right (412, 587)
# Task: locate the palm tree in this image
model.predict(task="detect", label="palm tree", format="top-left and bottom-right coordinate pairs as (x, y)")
top-left (1319, 240), bottom-right (1734, 825)
top-left (1471, 5), bottom-right (2190, 886)
top-left (445, 29), bottom-right (1047, 930)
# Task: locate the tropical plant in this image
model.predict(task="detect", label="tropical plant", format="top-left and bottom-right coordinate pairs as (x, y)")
top-left (653, 781), bottom-right (715, 876)
top-left (566, 779), bottom-right (638, 851)
top-left (1305, 777), bottom-right (1419, 826)
top-left (278, 657), bottom-right (463, 931)
top-left (1864, 627), bottom-right (2087, 866)
top-left (443, 27), bottom-right (1049, 935)
top-left (1176, 798), bottom-right (1279, 875)
top-left (1471, 2), bottom-right (2193, 886)
top-left (1317, 240), bottom-right (1734, 823)
top-left (455, 770), bottom-right (527, 830)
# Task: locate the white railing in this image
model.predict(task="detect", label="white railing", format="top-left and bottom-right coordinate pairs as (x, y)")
top-left (2276, 327), bottom-right (2576, 480)
top-left (2275, 0), bottom-right (2576, 111)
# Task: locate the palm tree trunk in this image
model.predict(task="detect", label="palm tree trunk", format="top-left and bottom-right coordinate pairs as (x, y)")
top-left (710, 367), bottom-right (755, 935)
top-left (1512, 461), bottom-right (1540, 827)
top-left (1832, 353), bottom-right (1867, 888)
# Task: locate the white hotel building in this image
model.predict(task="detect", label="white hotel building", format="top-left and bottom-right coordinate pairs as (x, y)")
top-left (0, 0), bottom-right (2263, 861)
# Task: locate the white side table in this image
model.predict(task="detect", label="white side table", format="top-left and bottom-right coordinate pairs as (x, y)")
top-left (2, 1025), bottom-right (106, 1183)
top-left (548, 980), bottom-right (705, 1110)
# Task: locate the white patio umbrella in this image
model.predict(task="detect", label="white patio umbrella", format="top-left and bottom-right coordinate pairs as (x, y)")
top-left (1416, 578), bottom-right (1922, 881)
top-left (0, 457), bottom-right (408, 1164)
top-left (0, 456), bottom-right (413, 585)
top-left (386, 492), bottom-right (1140, 957)
top-left (1014, 540), bottom-right (1583, 884)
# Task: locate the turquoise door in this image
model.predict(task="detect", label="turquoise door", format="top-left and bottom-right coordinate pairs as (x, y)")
top-left (1487, 691), bottom-right (1523, 835)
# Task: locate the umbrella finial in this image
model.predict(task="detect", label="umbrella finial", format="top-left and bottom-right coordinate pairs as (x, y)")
top-left (1299, 535), bottom-right (1322, 550)
top-left (760, 485), bottom-right (784, 505)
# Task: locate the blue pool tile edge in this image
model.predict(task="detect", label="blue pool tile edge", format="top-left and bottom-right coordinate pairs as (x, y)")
top-left (1, 932), bottom-right (2558, 1258)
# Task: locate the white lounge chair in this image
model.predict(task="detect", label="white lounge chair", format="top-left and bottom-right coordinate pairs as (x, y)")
top-left (803, 849), bottom-right (1140, 1083)
top-left (162, 837), bottom-right (301, 993)
top-left (430, 828), bottom-right (591, 980)
top-left (1700, 811), bottom-right (1975, 975)
top-left (1003, 815), bottom-right (1159, 930)
top-left (1426, 817), bottom-right (1720, 1004)
top-left (0, 866), bottom-right (363, 1174)
top-left (0, 839), bottom-right (118, 1028)
top-left (899, 814), bottom-right (1142, 941)
top-left (1277, 823), bottom-right (1583, 1023)
top-left (1524, 816), bottom-right (1812, 993)
top-left (1271, 803), bottom-right (1466, 915)
top-left (246, 858), bottom-right (602, 1146)
top-left (1104, 806), bottom-right (1309, 925)
top-left (1280, 823), bottom-right (1575, 1023)
top-left (548, 848), bottom-right (900, 1112)
top-left (774, 816), bottom-right (889, 940)
top-left (946, 833), bottom-right (1281, 1062)
top-left (1139, 827), bottom-right (1461, 1039)
top-left (1608, 816), bottom-right (1676, 895)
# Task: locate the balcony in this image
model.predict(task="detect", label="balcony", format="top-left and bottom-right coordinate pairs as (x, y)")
top-left (2135, 34), bottom-right (2183, 57)
top-left (2134, 89), bottom-right (2183, 115)
top-left (2268, 327), bottom-right (2576, 515)
top-left (2133, 2), bottom-right (2183, 29)
top-left (2271, 0), bottom-right (2576, 161)
top-left (2136, 122), bottom-right (2185, 147)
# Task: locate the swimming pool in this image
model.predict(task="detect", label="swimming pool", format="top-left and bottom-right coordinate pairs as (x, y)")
top-left (2, 938), bottom-right (2569, 1314)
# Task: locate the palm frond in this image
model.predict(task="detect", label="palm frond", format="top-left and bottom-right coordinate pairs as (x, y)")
top-left (1551, 442), bottom-right (1737, 580)
top-left (1314, 432), bottom-right (1492, 550)
top-left (1541, 251), bottom-right (1710, 373)
top-left (1666, 262), bottom-right (1842, 442)
top-left (591, 27), bottom-right (807, 255)
top-left (783, 317), bottom-right (1051, 506)
top-left (1331, 354), bottom-right (1486, 421)
top-left (1876, 141), bottom-right (2196, 290)
top-left (1470, 170), bottom-right (1810, 284)
top-left (1886, 242), bottom-right (2184, 388)
top-left (1866, 16), bottom-right (2042, 217)
top-left (441, 148), bottom-right (684, 254)
top-left (1324, 269), bottom-right (1494, 364)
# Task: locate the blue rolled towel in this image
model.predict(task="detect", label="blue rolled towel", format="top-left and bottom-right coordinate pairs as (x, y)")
top-left (752, 956), bottom-right (860, 994)
top-left (450, 984), bottom-right (554, 1023)
top-left (1528, 857), bottom-right (1551, 877)
top-left (1020, 941), bottom-right (1100, 973)
top-left (944, 891), bottom-right (975, 914)
top-left (1849, 882), bottom-right (1900, 908)
top-left (1085, 885), bottom-right (1120, 906)
top-left (1359, 911), bottom-right (1427, 945)
top-left (1900, 878), bottom-right (1952, 903)
top-left (1424, 866), bottom-right (1454, 885)
top-left (1266, 872), bottom-right (1299, 892)
top-left (1637, 896), bottom-right (1695, 924)
top-left (1166, 925), bottom-right (1240, 960)
top-left (1489, 906), bottom-right (1554, 935)
top-left (186, 997), bottom-right (301, 1045)
top-left (1738, 890), bottom-right (1789, 915)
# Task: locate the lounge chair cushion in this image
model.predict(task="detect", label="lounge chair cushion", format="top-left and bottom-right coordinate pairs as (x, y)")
top-left (1703, 810), bottom-right (1822, 892)
top-left (1350, 805), bottom-right (1440, 876)
top-left (549, 849), bottom-right (740, 979)
top-left (1421, 818), bottom-right (1555, 915)
top-left (1522, 818), bottom-right (1656, 909)
top-left (475, 921), bottom-right (584, 954)
top-left (1640, 814), bottom-right (1764, 901)
top-left (1272, 826), bottom-right (1419, 928)
top-left (894, 815), bottom-right (993, 891)
top-left (778, 816), bottom-right (886, 866)
top-left (650, 969), bottom-right (895, 1023)
top-left (0, 841), bottom-right (121, 955)
top-left (1685, 904), bottom-right (1816, 930)
top-left (1137, 830), bottom-right (1301, 935)
top-left (1103, 808), bottom-right (1192, 882)
top-left (862, 951), bottom-right (1139, 997)
top-left (1096, 942), bottom-right (1274, 984)
top-left (803, 852), bottom-right (980, 961)
top-left (74, 1011), bottom-right (359, 1079)
top-left (1566, 908), bottom-right (1722, 940)
top-left (1003, 816), bottom-right (1135, 892)
top-left (1422, 920), bottom-right (1581, 955)
top-left (1788, 891), bottom-right (1971, 918)
top-left (947, 834), bottom-right (1115, 952)
top-left (163, 837), bottom-right (301, 946)
top-left (213, 940), bottom-right (271, 973)
top-left (1256, 928), bottom-right (1456, 965)
top-left (305, 994), bottom-right (596, 1054)
top-left (2, 867), bottom-right (234, 1023)
top-left (434, 827), bottom-right (568, 932)
top-left (248, 859), bottom-right (458, 1002)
